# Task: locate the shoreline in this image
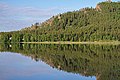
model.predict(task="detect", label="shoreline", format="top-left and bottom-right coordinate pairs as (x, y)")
top-left (21, 41), bottom-right (120, 45)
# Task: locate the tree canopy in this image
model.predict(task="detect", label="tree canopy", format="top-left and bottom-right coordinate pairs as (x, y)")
top-left (0, 2), bottom-right (120, 43)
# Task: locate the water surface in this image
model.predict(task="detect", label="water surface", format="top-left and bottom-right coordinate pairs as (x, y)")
top-left (0, 44), bottom-right (120, 80)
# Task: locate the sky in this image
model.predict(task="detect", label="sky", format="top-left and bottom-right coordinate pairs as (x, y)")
top-left (0, 0), bottom-right (119, 32)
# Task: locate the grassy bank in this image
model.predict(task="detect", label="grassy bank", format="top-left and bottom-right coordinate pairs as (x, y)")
top-left (21, 41), bottom-right (120, 45)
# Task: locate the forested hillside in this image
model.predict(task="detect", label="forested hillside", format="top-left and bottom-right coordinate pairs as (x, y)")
top-left (0, 2), bottom-right (120, 43)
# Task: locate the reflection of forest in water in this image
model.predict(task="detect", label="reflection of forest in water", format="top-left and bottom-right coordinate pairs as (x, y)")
top-left (0, 43), bottom-right (120, 80)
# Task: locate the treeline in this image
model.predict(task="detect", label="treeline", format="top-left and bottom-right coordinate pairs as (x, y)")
top-left (0, 43), bottom-right (120, 80)
top-left (0, 2), bottom-right (120, 43)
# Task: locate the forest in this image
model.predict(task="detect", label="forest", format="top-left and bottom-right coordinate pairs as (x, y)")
top-left (0, 2), bottom-right (120, 43)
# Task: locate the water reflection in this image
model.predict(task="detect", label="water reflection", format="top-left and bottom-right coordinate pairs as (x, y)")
top-left (0, 43), bottom-right (120, 80)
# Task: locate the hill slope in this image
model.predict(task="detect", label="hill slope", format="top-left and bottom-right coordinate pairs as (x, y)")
top-left (0, 2), bottom-right (120, 42)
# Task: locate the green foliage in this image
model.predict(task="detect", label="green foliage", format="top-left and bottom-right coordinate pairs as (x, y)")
top-left (0, 2), bottom-right (120, 43)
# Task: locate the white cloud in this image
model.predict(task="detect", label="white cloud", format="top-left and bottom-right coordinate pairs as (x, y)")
top-left (0, 3), bottom-right (68, 32)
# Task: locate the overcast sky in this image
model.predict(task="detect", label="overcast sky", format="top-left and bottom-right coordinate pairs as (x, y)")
top-left (0, 0), bottom-right (119, 32)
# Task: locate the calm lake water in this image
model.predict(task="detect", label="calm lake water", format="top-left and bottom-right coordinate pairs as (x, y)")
top-left (0, 44), bottom-right (119, 80)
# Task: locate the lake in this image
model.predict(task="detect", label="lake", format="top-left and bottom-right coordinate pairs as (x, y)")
top-left (0, 43), bottom-right (119, 80)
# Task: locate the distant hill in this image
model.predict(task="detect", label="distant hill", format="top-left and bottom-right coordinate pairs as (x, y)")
top-left (0, 2), bottom-right (120, 43)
